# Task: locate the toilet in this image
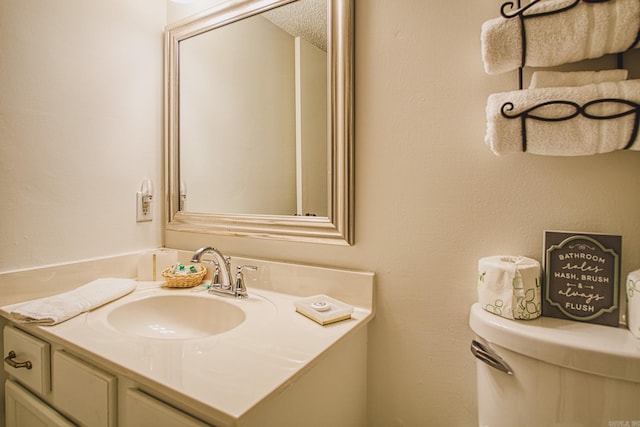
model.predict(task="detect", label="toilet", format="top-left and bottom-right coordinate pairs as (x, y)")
top-left (469, 303), bottom-right (640, 427)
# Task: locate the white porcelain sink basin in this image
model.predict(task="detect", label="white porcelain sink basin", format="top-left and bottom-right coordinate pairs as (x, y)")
top-left (104, 294), bottom-right (246, 339)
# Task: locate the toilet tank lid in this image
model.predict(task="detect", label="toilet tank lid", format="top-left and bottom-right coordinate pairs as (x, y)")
top-left (469, 303), bottom-right (640, 383)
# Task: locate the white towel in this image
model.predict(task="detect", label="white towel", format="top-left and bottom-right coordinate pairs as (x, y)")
top-left (481, 0), bottom-right (640, 74)
top-left (485, 79), bottom-right (640, 156)
top-left (10, 278), bottom-right (136, 325)
top-left (529, 69), bottom-right (629, 89)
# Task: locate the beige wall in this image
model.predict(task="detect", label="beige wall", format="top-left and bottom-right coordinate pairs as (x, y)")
top-left (2, 1), bottom-right (640, 426)
top-left (0, 0), bottom-right (166, 271)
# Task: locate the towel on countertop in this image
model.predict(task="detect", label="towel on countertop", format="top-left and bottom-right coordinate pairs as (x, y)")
top-left (485, 79), bottom-right (640, 156)
top-left (481, 0), bottom-right (640, 74)
top-left (529, 69), bottom-right (629, 89)
top-left (10, 278), bottom-right (136, 325)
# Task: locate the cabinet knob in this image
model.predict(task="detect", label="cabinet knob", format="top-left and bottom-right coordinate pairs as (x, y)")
top-left (4, 351), bottom-right (32, 370)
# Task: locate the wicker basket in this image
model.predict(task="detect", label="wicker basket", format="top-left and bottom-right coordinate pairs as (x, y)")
top-left (161, 264), bottom-right (207, 288)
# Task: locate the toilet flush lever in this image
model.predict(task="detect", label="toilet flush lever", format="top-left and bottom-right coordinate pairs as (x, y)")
top-left (470, 338), bottom-right (513, 375)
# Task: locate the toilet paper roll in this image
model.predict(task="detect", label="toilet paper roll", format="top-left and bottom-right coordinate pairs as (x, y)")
top-left (137, 249), bottom-right (178, 281)
top-left (627, 268), bottom-right (640, 339)
top-left (478, 256), bottom-right (541, 320)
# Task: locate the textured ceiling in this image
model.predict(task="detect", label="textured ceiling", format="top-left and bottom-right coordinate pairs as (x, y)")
top-left (262, 0), bottom-right (327, 52)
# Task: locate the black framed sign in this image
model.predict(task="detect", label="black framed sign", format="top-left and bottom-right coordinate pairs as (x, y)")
top-left (543, 231), bottom-right (621, 327)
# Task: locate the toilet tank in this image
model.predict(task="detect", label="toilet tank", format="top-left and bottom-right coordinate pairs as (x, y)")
top-left (469, 303), bottom-right (640, 427)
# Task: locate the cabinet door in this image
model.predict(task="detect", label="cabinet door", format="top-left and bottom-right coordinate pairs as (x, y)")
top-left (5, 380), bottom-right (74, 427)
top-left (52, 350), bottom-right (116, 427)
top-left (125, 389), bottom-right (212, 427)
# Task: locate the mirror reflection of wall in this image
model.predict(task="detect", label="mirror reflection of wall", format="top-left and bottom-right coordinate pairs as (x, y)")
top-left (179, 0), bottom-right (327, 217)
top-left (295, 35), bottom-right (327, 217)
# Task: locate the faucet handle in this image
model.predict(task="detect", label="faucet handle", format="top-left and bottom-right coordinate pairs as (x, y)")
top-left (234, 265), bottom-right (257, 298)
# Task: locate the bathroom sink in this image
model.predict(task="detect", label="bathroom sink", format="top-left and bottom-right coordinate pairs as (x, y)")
top-left (103, 294), bottom-right (246, 339)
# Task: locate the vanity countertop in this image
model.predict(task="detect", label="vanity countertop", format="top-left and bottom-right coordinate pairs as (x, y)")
top-left (0, 257), bottom-right (375, 426)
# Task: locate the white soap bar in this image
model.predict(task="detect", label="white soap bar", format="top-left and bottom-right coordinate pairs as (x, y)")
top-left (137, 249), bottom-right (178, 281)
top-left (294, 295), bottom-right (353, 325)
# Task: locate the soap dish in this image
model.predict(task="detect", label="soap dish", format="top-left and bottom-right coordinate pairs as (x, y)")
top-left (294, 295), bottom-right (354, 325)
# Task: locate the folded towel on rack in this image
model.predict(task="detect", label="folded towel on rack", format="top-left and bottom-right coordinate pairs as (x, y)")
top-left (529, 70), bottom-right (629, 89)
top-left (485, 79), bottom-right (640, 156)
top-left (481, 0), bottom-right (640, 74)
top-left (10, 278), bottom-right (136, 325)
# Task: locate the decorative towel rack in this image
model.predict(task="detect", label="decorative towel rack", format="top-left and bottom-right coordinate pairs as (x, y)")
top-left (501, 0), bottom-right (640, 89)
top-left (500, 98), bottom-right (640, 152)
top-left (493, 0), bottom-right (640, 153)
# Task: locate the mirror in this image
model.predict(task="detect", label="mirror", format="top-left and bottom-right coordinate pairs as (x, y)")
top-left (164, 0), bottom-right (354, 245)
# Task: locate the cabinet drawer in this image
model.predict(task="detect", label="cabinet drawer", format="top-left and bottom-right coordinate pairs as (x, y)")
top-left (3, 326), bottom-right (51, 395)
top-left (52, 350), bottom-right (116, 427)
top-left (125, 388), bottom-right (212, 427)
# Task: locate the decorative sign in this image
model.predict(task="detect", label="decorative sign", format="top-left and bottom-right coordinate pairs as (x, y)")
top-left (543, 231), bottom-right (621, 327)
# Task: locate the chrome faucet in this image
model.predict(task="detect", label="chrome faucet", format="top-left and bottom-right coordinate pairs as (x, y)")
top-left (190, 246), bottom-right (256, 298)
top-left (191, 246), bottom-right (231, 290)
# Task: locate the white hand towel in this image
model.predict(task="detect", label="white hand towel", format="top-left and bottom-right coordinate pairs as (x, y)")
top-left (481, 0), bottom-right (640, 74)
top-left (485, 79), bottom-right (640, 156)
top-left (529, 70), bottom-right (629, 89)
top-left (10, 278), bottom-right (136, 325)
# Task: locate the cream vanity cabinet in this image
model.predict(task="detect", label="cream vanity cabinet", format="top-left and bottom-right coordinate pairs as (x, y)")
top-left (3, 326), bottom-right (212, 427)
